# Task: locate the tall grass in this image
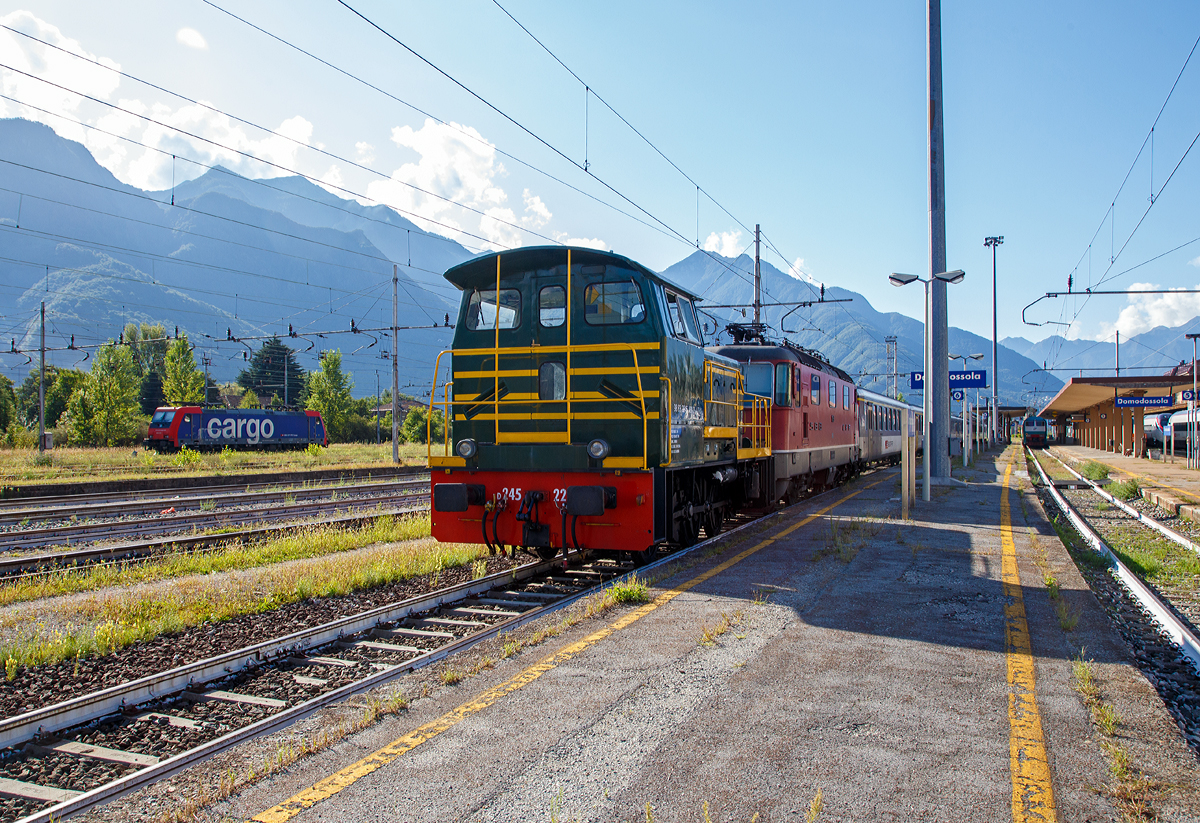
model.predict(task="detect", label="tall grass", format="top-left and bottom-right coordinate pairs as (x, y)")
top-left (0, 515), bottom-right (433, 607)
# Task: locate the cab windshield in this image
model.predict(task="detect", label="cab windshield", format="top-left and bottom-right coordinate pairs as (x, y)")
top-left (150, 410), bottom-right (176, 426)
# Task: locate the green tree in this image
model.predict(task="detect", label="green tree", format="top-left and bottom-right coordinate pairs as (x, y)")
top-left (68, 344), bottom-right (140, 446)
top-left (16, 366), bottom-right (88, 428)
top-left (122, 322), bottom-right (169, 378)
top-left (238, 338), bottom-right (306, 405)
top-left (138, 371), bottom-right (164, 415)
top-left (162, 336), bottom-right (206, 404)
top-left (239, 389), bottom-right (260, 409)
top-left (306, 350), bottom-right (353, 441)
top-left (401, 406), bottom-right (444, 445)
top-left (0, 375), bottom-right (16, 432)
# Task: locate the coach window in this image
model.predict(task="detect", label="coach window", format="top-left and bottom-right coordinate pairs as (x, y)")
top-left (829, 379), bottom-right (836, 407)
top-left (466, 288), bottom-right (521, 330)
top-left (775, 363), bottom-right (791, 407)
top-left (811, 373), bottom-right (821, 405)
top-left (539, 361), bottom-right (566, 400)
top-left (539, 286), bottom-right (565, 327)
top-left (584, 281), bottom-right (644, 325)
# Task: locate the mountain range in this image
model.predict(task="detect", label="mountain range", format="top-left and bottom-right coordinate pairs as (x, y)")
top-left (0, 116), bottom-right (1112, 405)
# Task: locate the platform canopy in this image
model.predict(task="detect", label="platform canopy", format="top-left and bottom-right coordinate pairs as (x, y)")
top-left (1037, 375), bottom-right (1196, 418)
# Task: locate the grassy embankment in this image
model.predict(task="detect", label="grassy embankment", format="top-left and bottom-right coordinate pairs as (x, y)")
top-left (0, 442), bottom-right (432, 485)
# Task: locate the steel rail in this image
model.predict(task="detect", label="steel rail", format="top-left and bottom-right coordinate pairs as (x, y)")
top-left (0, 487), bottom-right (430, 551)
top-left (13, 466), bottom-right (888, 822)
top-left (0, 470), bottom-right (429, 514)
top-left (0, 504), bottom-right (430, 577)
top-left (0, 477), bottom-right (429, 526)
top-left (1043, 448), bottom-right (1200, 557)
top-left (1027, 447), bottom-right (1200, 673)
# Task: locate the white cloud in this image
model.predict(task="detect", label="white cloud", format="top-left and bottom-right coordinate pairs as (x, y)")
top-left (0, 10), bottom-right (121, 138)
top-left (787, 256), bottom-right (817, 283)
top-left (366, 118), bottom-right (559, 250)
top-left (176, 28), bottom-right (207, 50)
top-left (318, 164), bottom-right (343, 192)
top-left (522, 189), bottom-right (551, 229)
top-left (355, 141), bottom-right (375, 163)
top-left (556, 235), bottom-right (608, 251)
top-left (1092, 281), bottom-right (1200, 339)
top-left (0, 11), bottom-right (320, 191)
top-left (702, 230), bottom-right (743, 257)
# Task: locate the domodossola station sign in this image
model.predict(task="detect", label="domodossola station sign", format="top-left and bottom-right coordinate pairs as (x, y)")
top-left (909, 370), bottom-right (988, 390)
top-left (1114, 396), bottom-right (1172, 408)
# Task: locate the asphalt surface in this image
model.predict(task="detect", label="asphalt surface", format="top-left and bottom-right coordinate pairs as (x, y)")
top-left (148, 446), bottom-right (1199, 823)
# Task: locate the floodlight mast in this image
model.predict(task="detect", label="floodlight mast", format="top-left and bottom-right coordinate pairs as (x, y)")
top-left (928, 0), bottom-right (951, 480)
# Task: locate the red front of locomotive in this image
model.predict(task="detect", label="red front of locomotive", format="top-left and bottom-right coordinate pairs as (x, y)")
top-left (431, 469), bottom-right (655, 556)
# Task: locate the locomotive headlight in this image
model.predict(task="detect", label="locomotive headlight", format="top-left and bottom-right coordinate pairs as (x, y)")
top-left (586, 438), bottom-right (610, 460)
top-left (456, 438), bottom-right (478, 459)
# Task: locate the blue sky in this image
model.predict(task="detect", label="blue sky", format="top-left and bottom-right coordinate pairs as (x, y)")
top-left (4, 0), bottom-right (1200, 357)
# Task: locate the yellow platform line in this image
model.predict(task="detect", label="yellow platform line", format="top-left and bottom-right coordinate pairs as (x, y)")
top-left (247, 475), bottom-right (890, 823)
top-left (1001, 451), bottom-right (1058, 822)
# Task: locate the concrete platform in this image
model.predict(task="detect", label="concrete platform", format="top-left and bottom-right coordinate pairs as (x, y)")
top-left (177, 446), bottom-right (1198, 823)
top-left (1050, 443), bottom-right (1200, 506)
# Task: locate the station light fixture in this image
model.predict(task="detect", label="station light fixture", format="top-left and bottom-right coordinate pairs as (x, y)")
top-left (933, 269), bottom-right (966, 284)
top-left (889, 272), bottom-right (919, 287)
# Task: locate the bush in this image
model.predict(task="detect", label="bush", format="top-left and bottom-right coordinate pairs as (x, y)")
top-left (1110, 478), bottom-right (1141, 501)
top-left (1081, 461), bottom-right (1110, 481)
top-left (172, 446), bottom-right (203, 467)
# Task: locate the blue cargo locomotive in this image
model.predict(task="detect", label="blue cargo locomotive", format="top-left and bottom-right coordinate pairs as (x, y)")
top-left (144, 407), bottom-right (327, 451)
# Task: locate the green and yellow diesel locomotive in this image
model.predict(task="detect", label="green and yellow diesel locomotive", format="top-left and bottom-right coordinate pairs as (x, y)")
top-left (428, 246), bottom-right (771, 565)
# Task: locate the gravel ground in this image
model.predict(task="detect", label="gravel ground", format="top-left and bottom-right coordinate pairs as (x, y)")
top-left (0, 550), bottom-right (520, 719)
top-left (1036, 483), bottom-right (1200, 755)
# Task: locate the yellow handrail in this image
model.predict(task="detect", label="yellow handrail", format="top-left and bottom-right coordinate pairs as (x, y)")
top-left (427, 342), bottom-right (656, 468)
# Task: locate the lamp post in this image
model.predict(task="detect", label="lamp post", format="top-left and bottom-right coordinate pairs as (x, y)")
top-left (890, 268), bottom-right (966, 500)
top-left (950, 352), bottom-right (983, 466)
top-left (984, 236), bottom-right (1003, 446)
top-left (1187, 332), bottom-right (1199, 470)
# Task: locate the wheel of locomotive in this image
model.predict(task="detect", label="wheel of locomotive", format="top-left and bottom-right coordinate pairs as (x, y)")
top-left (672, 483), bottom-right (700, 548)
top-left (535, 546), bottom-right (559, 561)
top-left (702, 483), bottom-right (723, 538)
top-left (630, 543), bottom-right (659, 568)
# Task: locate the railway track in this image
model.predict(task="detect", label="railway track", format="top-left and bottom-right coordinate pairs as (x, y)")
top-left (0, 502), bottom-right (432, 580)
top-left (0, 472), bottom-right (429, 525)
top-left (0, 465), bottom-right (894, 822)
top-left (1025, 447), bottom-right (1200, 752)
top-left (0, 479), bottom-right (430, 553)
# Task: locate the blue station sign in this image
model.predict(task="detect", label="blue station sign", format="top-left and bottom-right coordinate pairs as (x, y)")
top-left (1114, 396), bottom-right (1172, 408)
top-left (909, 370), bottom-right (989, 390)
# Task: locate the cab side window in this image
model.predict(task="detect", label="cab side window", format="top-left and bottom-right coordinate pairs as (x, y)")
top-left (466, 288), bottom-right (521, 330)
top-left (811, 374), bottom-right (821, 405)
top-left (584, 282), bottom-right (644, 325)
top-left (664, 289), bottom-right (702, 342)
